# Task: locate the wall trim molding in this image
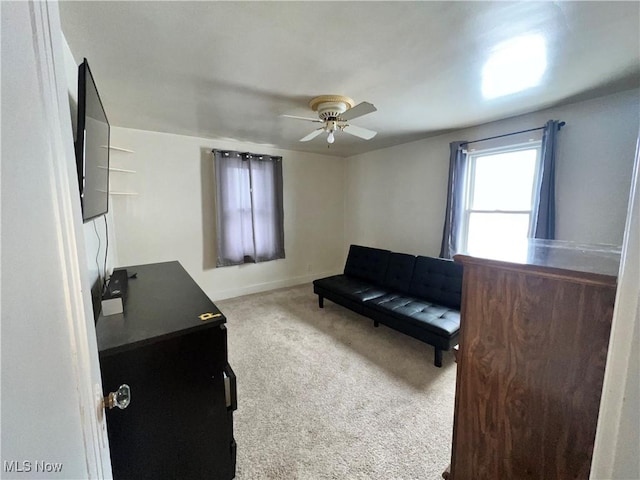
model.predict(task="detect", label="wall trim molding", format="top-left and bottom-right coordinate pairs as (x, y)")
top-left (212, 270), bottom-right (342, 301)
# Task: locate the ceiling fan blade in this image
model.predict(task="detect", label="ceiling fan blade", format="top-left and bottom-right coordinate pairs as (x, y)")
top-left (340, 102), bottom-right (377, 121)
top-left (281, 114), bottom-right (322, 123)
top-left (343, 124), bottom-right (377, 140)
top-left (300, 128), bottom-right (325, 142)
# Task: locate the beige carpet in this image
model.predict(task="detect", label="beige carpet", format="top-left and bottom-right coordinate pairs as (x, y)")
top-left (217, 284), bottom-right (457, 480)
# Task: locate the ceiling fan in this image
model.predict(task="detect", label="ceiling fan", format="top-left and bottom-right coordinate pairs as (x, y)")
top-left (282, 95), bottom-right (377, 144)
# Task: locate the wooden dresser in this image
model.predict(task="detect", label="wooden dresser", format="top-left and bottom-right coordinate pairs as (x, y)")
top-left (449, 240), bottom-right (620, 480)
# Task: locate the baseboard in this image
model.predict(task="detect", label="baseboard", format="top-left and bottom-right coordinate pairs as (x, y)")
top-left (213, 270), bottom-right (341, 301)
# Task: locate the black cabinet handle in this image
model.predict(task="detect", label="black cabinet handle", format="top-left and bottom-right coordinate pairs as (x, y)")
top-left (223, 364), bottom-right (237, 412)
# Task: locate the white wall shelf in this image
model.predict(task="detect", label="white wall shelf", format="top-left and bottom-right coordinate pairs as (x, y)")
top-left (100, 145), bottom-right (135, 153)
top-left (99, 147), bottom-right (137, 193)
top-left (99, 166), bottom-right (137, 173)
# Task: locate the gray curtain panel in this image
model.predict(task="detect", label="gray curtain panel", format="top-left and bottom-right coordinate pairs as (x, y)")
top-left (531, 120), bottom-right (560, 239)
top-left (214, 150), bottom-right (285, 267)
top-left (440, 141), bottom-right (468, 259)
top-left (249, 156), bottom-right (285, 262)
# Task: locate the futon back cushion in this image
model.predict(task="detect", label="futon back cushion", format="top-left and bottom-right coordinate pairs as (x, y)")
top-left (382, 253), bottom-right (416, 293)
top-left (409, 256), bottom-right (463, 309)
top-left (344, 245), bottom-right (391, 285)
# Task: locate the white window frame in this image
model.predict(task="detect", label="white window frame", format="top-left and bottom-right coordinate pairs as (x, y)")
top-left (460, 142), bottom-right (542, 255)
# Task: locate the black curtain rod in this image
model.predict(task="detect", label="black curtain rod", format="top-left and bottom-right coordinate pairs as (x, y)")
top-left (460, 121), bottom-right (565, 147)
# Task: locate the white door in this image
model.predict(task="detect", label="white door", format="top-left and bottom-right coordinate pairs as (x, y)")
top-left (1, 1), bottom-right (112, 478)
top-left (591, 135), bottom-right (640, 478)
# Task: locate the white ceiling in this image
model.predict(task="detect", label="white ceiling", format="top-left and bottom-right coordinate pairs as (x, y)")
top-left (59, 1), bottom-right (640, 157)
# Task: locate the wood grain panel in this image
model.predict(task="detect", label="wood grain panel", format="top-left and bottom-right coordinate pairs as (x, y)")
top-left (450, 260), bottom-right (616, 480)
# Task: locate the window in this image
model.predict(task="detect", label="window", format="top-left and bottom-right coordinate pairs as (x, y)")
top-left (461, 143), bottom-right (540, 260)
top-left (214, 150), bottom-right (285, 267)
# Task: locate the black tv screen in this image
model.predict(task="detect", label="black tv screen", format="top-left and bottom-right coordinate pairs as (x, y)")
top-left (75, 58), bottom-right (109, 223)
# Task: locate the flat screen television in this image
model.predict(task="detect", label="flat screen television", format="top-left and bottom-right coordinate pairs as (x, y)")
top-left (75, 58), bottom-right (110, 223)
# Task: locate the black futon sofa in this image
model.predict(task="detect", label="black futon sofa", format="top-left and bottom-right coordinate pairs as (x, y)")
top-left (313, 245), bottom-right (463, 367)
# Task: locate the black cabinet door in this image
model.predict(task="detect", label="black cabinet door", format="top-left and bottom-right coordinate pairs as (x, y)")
top-left (101, 327), bottom-right (232, 479)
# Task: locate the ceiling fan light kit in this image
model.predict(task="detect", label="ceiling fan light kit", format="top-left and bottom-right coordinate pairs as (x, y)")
top-left (283, 94), bottom-right (378, 145)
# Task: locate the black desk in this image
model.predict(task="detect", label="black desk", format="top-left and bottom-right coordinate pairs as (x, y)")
top-left (97, 261), bottom-right (236, 479)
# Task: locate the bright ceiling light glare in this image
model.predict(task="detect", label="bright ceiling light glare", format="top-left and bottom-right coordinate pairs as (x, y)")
top-left (327, 131), bottom-right (335, 144)
top-left (482, 35), bottom-right (547, 99)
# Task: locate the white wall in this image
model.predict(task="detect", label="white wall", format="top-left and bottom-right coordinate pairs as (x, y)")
top-left (345, 89), bottom-right (640, 257)
top-left (109, 127), bottom-right (345, 300)
top-left (1, 1), bottom-right (111, 476)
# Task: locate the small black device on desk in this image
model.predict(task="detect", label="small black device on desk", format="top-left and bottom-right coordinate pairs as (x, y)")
top-left (96, 261), bottom-right (237, 479)
top-left (101, 268), bottom-right (129, 316)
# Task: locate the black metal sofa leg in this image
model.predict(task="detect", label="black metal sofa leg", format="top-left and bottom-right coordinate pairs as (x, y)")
top-left (374, 321), bottom-right (379, 327)
top-left (434, 348), bottom-right (443, 368)
top-left (318, 296), bottom-right (324, 308)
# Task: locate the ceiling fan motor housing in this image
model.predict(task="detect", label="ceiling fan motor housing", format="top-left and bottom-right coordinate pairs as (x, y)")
top-left (317, 103), bottom-right (347, 121)
top-left (309, 95), bottom-right (355, 121)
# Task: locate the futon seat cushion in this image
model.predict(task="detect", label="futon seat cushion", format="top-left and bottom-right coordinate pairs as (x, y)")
top-left (365, 293), bottom-right (460, 338)
top-left (313, 275), bottom-right (388, 302)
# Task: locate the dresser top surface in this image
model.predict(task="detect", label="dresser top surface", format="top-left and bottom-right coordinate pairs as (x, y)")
top-left (454, 239), bottom-right (621, 283)
top-left (96, 261), bottom-right (225, 355)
